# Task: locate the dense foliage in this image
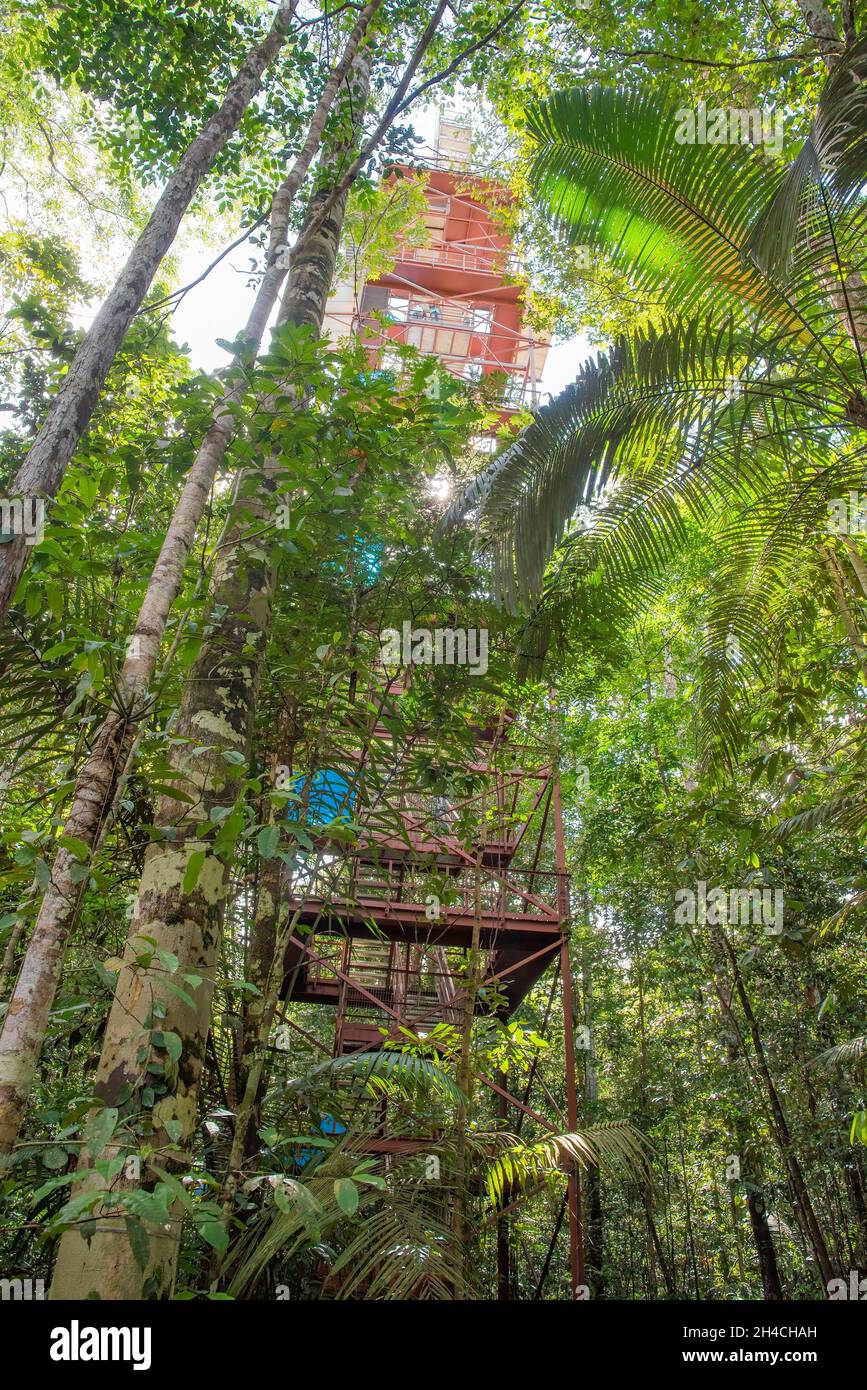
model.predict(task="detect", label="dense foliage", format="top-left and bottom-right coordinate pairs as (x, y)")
top-left (0, 0), bottom-right (864, 1305)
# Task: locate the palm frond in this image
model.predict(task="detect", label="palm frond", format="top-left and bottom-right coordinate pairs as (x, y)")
top-left (444, 317), bottom-right (820, 611)
top-left (771, 792), bottom-right (867, 841)
top-left (484, 1121), bottom-right (652, 1206)
top-left (284, 1049), bottom-right (464, 1105)
top-left (749, 34), bottom-right (867, 283)
top-left (224, 1137), bottom-right (462, 1300)
top-left (810, 1034), bottom-right (867, 1070)
top-left (327, 1198), bottom-right (462, 1300)
top-left (525, 85), bottom-right (793, 329)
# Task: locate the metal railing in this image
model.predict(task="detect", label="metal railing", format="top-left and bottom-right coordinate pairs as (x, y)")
top-left (392, 240), bottom-right (521, 277)
top-left (380, 301), bottom-right (494, 333)
top-left (288, 856), bottom-right (563, 921)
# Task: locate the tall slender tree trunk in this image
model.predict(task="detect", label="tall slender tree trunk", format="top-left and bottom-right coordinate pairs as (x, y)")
top-left (0, 0), bottom-right (383, 1159)
top-left (48, 52), bottom-right (372, 1301)
top-left (451, 770), bottom-right (492, 1300)
top-left (705, 938), bottom-right (785, 1298)
top-left (717, 932), bottom-right (835, 1289)
top-left (451, 879), bottom-right (482, 1301)
top-left (745, 1185), bottom-right (785, 1301)
top-left (0, 0), bottom-right (302, 624)
top-left (232, 852), bottom-right (288, 1158)
top-left (580, 936), bottom-right (605, 1297)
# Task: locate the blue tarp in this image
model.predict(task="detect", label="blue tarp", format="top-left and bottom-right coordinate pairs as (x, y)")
top-left (290, 769), bottom-right (356, 825)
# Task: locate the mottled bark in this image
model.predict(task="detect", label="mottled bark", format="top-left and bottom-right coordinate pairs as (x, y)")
top-left (228, 859), bottom-right (303, 1173)
top-left (0, 0), bottom-right (301, 625)
top-left (50, 515), bottom-right (279, 1299)
top-left (234, 854), bottom-right (287, 1135)
top-left (49, 50), bottom-right (371, 1301)
top-left (209, 871), bottom-right (305, 1286)
top-left (0, 1), bottom-right (382, 1158)
top-left (797, 0), bottom-right (844, 68)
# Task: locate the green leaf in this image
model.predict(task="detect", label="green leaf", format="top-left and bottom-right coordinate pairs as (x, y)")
top-left (59, 835), bottom-right (90, 862)
top-left (197, 1219), bottom-right (229, 1251)
top-left (149, 1166), bottom-right (193, 1212)
top-left (86, 1106), bottom-right (119, 1155)
top-left (122, 1190), bottom-right (172, 1226)
top-left (257, 824), bottom-right (279, 859)
top-left (52, 1189), bottom-right (104, 1229)
top-left (41, 1146), bottom-right (69, 1170)
top-left (333, 1178), bottom-right (359, 1215)
top-left (125, 1216), bottom-right (151, 1273)
top-left (183, 850), bottom-right (206, 894)
top-left (161, 978), bottom-right (197, 1009)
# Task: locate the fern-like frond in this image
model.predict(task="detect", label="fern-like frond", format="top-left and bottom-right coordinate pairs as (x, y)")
top-left (749, 34), bottom-right (867, 282)
top-left (810, 1034), bottom-right (867, 1070)
top-left (283, 1049), bottom-right (464, 1105)
top-left (484, 1121), bottom-right (652, 1206)
top-left (525, 85), bottom-right (794, 332)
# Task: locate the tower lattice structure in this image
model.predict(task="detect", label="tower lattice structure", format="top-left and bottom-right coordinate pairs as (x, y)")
top-left (272, 116), bottom-right (582, 1298)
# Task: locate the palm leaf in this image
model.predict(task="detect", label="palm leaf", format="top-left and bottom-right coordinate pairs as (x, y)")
top-left (810, 1034), bottom-right (867, 1070)
top-left (525, 85), bottom-right (793, 326)
top-left (484, 1120), bottom-right (652, 1206)
top-left (283, 1049), bottom-right (464, 1105)
top-left (749, 34), bottom-right (867, 283)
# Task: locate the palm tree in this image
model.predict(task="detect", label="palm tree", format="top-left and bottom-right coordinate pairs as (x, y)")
top-left (221, 1050), bottom-right (650, 1298)
top-left (445, 38), bottom-right (867, 768)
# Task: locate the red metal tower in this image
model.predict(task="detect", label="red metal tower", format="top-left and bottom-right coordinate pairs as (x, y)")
top-left (278, 118), bottom-right (582, 1298)
top-left (278, 675), bottom-right (584, 1296)
top-left (323, 113), bottom-right (549, 433)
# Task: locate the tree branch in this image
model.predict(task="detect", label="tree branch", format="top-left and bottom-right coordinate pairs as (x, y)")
top-left (289, 0), bottom-right (526, 265)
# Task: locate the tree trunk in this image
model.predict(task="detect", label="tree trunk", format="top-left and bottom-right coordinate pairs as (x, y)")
top-left (643, 1183), bottom-right (677, 1297)
top-left (796, 0), bottom-right (844, 68)
top-left (451, 773), bottom-right (492, 1300)
top-left (0, 0), bottom-right (301, 624)
top-left (718, 932), bottom-right (836, 1289)
top-left (0, 0), bottom-right (382, 1157)
top-left (48, 51), bottom-right (372, 1301)
top-left (746, 1188), bottom-right (784, 1300)
top-left (233, 853), bottom-right (288, 1157)
top-left (704, 932), bottom-right (786, 1298)
top-left (581, 934), bottom-right (605, 1296)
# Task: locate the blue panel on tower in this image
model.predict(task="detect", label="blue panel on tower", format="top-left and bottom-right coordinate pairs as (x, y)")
top-left (291, 769), bottom-right (356, 825)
